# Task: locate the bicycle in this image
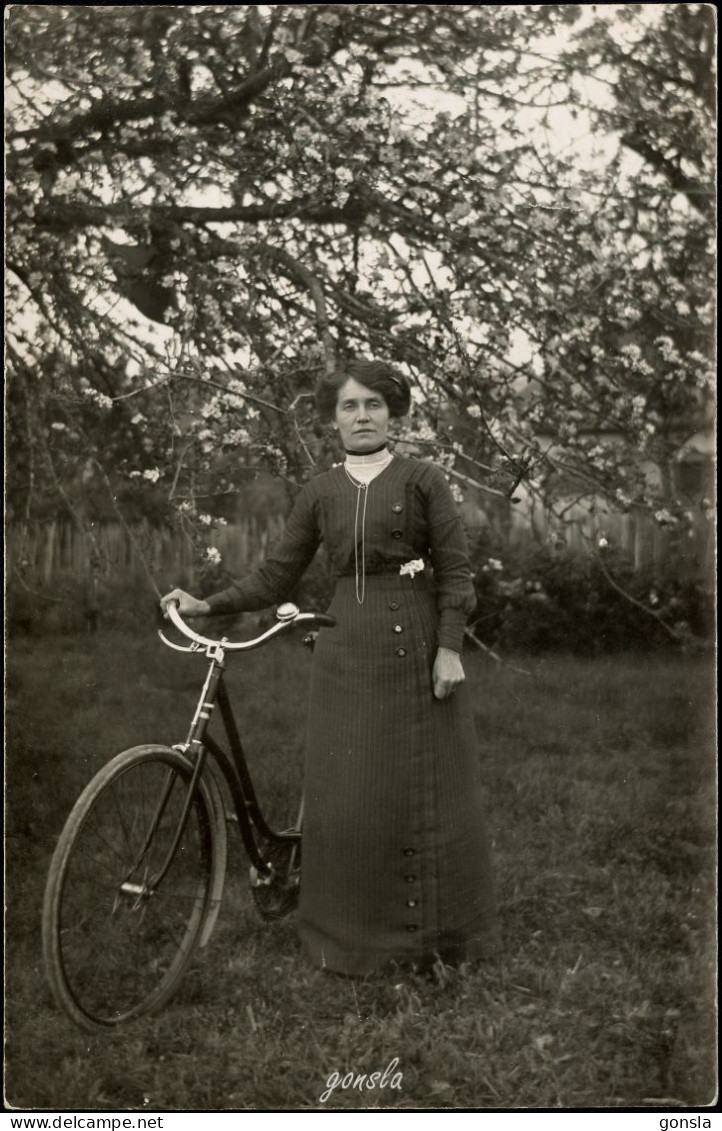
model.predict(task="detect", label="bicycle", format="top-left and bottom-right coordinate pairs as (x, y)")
top-left (41, 600), bottom-right (335, 1032)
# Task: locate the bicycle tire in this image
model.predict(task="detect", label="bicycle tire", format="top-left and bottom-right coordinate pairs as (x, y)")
top-left (42, 744), bottom-right (216, 1031)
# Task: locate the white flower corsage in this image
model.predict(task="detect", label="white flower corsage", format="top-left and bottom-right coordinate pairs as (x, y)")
top-left (399, 559), bottom-right (425, 579)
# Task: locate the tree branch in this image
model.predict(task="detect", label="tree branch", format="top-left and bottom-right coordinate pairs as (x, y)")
top-left (464, 628), bottom-right (532, 675)
top-left (620, 131), bottom-right (713, 217)
top-left (11, 49), bottom-right (322, 146)
top-left (33, 197), bottom-right (350, 231)
top-left (90, 458), bottom-right (162, 598)
top-left (251, 243), bottom-right (336, 373)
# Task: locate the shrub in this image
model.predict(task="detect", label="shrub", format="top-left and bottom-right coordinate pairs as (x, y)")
top-left (470, 544), bottom-right (714, 655)
top-left (7, 540), bottom-right (712, 656)
top-left (6, 572), bottom-right (162, 637)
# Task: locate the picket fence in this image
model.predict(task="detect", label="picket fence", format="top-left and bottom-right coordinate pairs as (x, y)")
top-left (7, 504), bottom-right (712, 591)
top-left (7, 516), bottom-right (283, 589)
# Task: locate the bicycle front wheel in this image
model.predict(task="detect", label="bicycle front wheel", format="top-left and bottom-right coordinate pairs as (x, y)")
top-left (42, 744), bottom-right (215, 1031)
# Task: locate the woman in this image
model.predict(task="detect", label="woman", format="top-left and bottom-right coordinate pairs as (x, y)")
top-left (161, 358), bottom-right (498, 974)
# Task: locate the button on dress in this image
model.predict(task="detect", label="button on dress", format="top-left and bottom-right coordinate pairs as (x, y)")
top-left (206, 456), bottom-right (498, 973)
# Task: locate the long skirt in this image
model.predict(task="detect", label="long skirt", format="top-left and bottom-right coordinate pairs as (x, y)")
top-left (297, 573), bottom-right (499, 974)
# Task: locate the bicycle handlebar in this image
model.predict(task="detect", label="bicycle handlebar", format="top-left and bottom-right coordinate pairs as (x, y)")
top-left (161, 601), bottom-right (335, 654)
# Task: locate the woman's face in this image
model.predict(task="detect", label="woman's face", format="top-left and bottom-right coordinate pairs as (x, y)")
top-left (334, 378), bottom-right (390, 452)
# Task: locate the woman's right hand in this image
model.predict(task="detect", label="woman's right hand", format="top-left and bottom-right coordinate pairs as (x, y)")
top-left (160, 589), bottom-right (212, 619)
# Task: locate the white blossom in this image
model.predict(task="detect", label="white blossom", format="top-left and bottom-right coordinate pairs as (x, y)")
top-left (619, 306), bottom-right (641, 324)
top-left (620, 344), bottom-right (642, 361)
top-left (225, 428), bottom-right (251, 447)
top-left (655, 336), bottom-right (680, 363)
top-left (82, 386), bottom-right (113, 409)
top-left (399, 559), bottom-right (425, 579)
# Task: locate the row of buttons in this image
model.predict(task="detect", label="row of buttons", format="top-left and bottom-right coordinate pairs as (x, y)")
top-left (390, 509), bottom-right (424, 934)
top-left (390, 599), bottom-right (406, 656)
top-left (391, 500), bottom-right (404, 542)
top-left (403, 848), bottom-right (419, 929)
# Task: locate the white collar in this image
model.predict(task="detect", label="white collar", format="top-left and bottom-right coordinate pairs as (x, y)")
top-left (344, 449), bottom-right (394, 485)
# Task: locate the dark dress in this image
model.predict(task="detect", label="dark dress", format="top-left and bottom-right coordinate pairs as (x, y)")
top-left (206, 456), bottom-right (498, 973)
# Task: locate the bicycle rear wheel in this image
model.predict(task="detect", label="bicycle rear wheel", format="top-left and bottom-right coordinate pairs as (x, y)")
top-left (42, 744), bottom-right (215, 1031)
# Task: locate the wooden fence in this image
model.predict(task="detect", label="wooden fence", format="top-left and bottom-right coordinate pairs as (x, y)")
top-left (7, 517), bottom-right (285, 590)
top-left (506, 498), bottom-right (713, 578)
top-left (6, 503), bottom-right (712, 591)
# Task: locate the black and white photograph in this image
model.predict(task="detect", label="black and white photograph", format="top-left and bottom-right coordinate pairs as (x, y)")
top-left (5, 3), bottom-right (716, 1117)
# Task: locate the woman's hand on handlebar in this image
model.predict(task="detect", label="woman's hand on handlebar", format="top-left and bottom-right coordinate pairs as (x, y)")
top-left (160, 589), bottom-right (212, 619)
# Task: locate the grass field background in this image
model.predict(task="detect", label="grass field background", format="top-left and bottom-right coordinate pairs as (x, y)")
top-left (4, 626), bottom-right (717, 1111)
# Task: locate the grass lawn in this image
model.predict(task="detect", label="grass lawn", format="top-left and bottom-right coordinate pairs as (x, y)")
top-left (4, 627), bottom-right (717, 1111)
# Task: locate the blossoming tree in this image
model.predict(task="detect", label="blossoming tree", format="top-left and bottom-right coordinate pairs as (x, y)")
top-left (6, 4), bottom-right (714, 597)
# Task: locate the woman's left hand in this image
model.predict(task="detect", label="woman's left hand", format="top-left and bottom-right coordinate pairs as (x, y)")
top-left (432, 647), bottom-right (465, 700)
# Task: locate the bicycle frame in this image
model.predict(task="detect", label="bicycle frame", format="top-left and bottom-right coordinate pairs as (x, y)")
top-left (183, 652), bottom-right (301, 879)
top-left (142, 603), bottom-right (330, 896)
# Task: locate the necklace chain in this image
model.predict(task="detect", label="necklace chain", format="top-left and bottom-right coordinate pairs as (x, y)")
top-left (344, 464), bottom-right (368, 604)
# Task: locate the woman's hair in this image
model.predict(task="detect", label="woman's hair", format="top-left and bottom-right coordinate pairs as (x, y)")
top-left (315, 359), bottom-right (412, 422)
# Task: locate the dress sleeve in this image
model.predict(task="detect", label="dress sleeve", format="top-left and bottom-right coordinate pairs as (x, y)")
top-left (205, 482), bottom-right (321, 615)
top-left (424, 468), bottom-right (477, 652)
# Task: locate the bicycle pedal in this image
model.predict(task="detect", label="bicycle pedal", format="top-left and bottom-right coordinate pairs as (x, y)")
top-left (249, 864), bottom-right (275, 888)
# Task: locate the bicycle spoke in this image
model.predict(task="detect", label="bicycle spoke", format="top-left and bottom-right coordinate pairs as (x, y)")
top-left (44, 747), bottom-right (214, 1028)
top-left (109, 772), bottom-right (137, 858)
